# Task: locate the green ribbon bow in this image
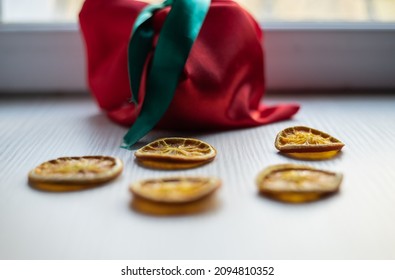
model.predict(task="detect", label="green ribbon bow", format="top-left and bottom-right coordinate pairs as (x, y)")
top-left (122, 0), bottom-right (210, 149)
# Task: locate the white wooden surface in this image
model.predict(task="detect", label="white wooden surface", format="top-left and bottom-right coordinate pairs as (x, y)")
top-left (1, 92), bottom-right (395, 260)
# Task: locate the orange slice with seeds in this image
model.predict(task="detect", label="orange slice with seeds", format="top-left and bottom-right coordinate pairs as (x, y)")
top-left (135, 138), bottom-right (216, 169)
top-left (130, 176), bottom-right (221, 204)
top-left (275, 126), bottom-right (344, 160)
top-left (257, 164), bottom-right (342, 203)
top-left (28, 156), bottom-right (123, 191)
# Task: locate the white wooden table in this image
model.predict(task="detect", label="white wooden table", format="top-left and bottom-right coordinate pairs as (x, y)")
top-left (1, 92), bottom-right (395, 259)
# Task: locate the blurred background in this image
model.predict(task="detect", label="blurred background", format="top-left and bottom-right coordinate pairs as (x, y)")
top-left (1, 0), bottom-right (394, 92)
top-left (1, 0), bottom-right (395, 23)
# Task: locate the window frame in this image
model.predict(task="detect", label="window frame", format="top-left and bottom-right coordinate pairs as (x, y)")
top-left (0, 21), bottom-right (395, 93)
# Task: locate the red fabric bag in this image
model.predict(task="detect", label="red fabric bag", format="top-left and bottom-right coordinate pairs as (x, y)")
top-left (79, 0), bottom-right (299, 145)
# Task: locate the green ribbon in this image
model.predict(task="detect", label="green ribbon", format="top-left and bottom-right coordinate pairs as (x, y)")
top-left (123, 0), bottom-right (210, 149)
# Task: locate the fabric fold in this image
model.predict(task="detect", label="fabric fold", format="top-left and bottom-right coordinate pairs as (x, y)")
top-left (79, 0), bottom-right (300, 147)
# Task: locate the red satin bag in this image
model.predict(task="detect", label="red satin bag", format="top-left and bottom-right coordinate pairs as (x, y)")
top-left (79, 0), bottom-right (299, 130)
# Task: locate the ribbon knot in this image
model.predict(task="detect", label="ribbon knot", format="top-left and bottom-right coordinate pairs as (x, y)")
top-left (123, 0), bottom-right (211, 149)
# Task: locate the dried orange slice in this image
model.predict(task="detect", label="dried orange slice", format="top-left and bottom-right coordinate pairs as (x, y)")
top-left (131, 193), bottom-right (218, 216)
top-left (130, 176), bottom-right (221, 204)
top-left (28, 156), bottom-right (123, 191)
top-left (275, 126), bottom-right (344, 159)
top-left (257, 164), bottom-right (342, 203)
top-left (135, 138), bottom-right (216, 169)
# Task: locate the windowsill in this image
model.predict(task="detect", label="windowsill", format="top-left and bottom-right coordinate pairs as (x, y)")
top-left (1, 91), bottom-right (395, 259)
